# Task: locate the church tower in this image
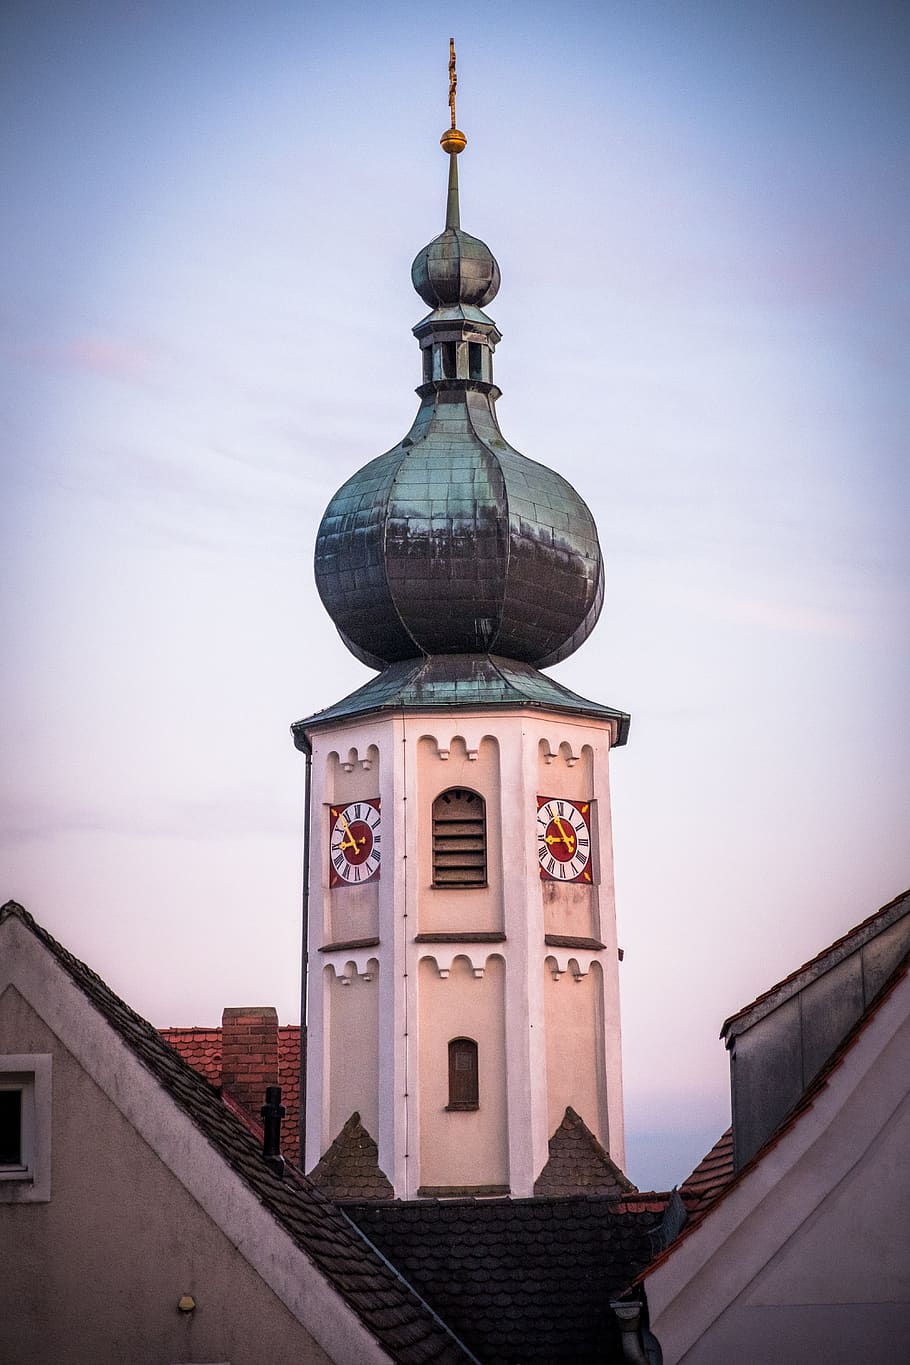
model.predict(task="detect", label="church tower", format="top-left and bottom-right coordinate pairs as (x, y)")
top-left (293, 50), bottom-right (630, 1199)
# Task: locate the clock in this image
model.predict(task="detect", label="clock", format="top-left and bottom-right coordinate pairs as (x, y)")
top-left (329, 800), bottom-right (381, 886)
top-left (536, 797), bottom-right (592, 883)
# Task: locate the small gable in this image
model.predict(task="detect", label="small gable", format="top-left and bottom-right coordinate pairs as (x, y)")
top-left (308, 1112), bottom-right (393, 1200)
top-left (535, 1107), bottom-right (637, 1197)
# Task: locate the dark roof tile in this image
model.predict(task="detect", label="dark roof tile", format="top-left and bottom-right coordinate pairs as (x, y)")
top-left (534, 1107), bottom-right (637, 1197)
top-left (345, 1194), bottom-right (676, 1364)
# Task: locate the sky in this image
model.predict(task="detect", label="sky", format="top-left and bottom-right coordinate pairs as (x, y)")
top-left (2, 0), bottom-right (908, 1191)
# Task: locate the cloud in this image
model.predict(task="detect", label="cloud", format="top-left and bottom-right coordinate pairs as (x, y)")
top-left (23, 334), bottom-right (155, 380)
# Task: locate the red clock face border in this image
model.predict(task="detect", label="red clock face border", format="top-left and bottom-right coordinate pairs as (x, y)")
top-left (329, 799), bottom-right (381, 887)
top-left (536, 796), bottom-right (593, 883)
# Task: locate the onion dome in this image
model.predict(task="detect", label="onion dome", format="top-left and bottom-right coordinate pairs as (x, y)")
top-left (314, 77), bottom-right (604, 673)
top-left (411, 142), bottom-right (500, 308)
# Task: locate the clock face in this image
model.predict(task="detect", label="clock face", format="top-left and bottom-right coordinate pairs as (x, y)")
top-left (329, 800), bottom-right (381, 886)
top-left (536, 797), bottom-right (592, 883)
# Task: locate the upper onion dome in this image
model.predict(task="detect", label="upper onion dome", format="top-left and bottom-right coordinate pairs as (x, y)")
top-left (411, 227), bottom-right (500, 309)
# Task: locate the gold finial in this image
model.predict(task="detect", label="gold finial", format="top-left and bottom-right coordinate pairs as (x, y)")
top-left (440, 38), bottom-right (467, 154)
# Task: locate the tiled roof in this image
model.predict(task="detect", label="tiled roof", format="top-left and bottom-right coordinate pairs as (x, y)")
top-left (678, 1128), bottom-right (734, 1215)
top-left (310, 1112), bottom-right (394, 1200)
top-left (721, 886), bottom-right (910, 1039)
top-left (534, 1106), bottom-right (637, 1197)
top-left (159, 1026), bottom-right (222, 1083)
top-left (278, 1024), bottom-right (301, 1158)
top-left (346, 1194), bottom-right (675, 1364)
top-left (161, 1020), bottom-right (302, 1159)
top-left (1, 902), bottom-right (473, 1365)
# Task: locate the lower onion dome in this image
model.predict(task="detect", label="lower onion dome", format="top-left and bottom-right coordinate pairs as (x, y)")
top-left (314, 394), bottom-right (603, 671)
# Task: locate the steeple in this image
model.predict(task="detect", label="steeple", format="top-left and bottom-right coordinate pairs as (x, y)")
top-left (295, 49), bottom-right (629, 1204)
top-left (314, 45), bottom-right (604, 674)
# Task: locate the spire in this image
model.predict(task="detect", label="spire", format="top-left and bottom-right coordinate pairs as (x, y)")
top-left (412, 40), bottom-right (499, 311)
top-left (440, 38), bottom-right (467, 230)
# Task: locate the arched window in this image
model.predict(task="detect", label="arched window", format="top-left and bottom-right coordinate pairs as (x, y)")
top-left (432, 788), bottom-right (486, 887)
top-left (447, 1038), bottom-right (479, 1110)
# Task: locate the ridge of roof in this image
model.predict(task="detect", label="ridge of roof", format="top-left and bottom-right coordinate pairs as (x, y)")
top-left (636, 942), bottom-right (910, 1287)
top-left (721, 886), bottom-right (910, 1040)
top-left (0, 901), bottom-right (475, 1364)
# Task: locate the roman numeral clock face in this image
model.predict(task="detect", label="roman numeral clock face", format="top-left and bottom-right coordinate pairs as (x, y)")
top-left (536, 797), bottom-right (593, 883)
top-left (329, 800), bottom-right (381, 886)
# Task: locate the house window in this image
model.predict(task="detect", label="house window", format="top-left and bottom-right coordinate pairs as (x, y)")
top-left (432, 788), bottom-right (486, 886)
top-left (0, 1055), bottom-right (52, 1202)
top-left (468, 341), bottom-right (483, 380)
top-left (0, 1088), bottom-right (23, 1165)
top-left (447, 1038), bottom-right (479, 1110)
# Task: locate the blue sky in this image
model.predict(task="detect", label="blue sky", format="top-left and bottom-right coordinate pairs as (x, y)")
top-left (2, 1), bottom-right (908, 1189)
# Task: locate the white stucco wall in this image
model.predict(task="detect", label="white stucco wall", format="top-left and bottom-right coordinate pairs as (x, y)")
top-left (326, 960), bottom-right (380, 1141)
top-left (543, 959), bottom-right (608, 1144)
top-left (0, 984), bottom-right (338, 1365)
top-left (646, 972), bottom-right (910, 1364)
top-left (416, 953), bottom-right (509, 1190)
top-left (304, 706), bottom-right (626, 1195)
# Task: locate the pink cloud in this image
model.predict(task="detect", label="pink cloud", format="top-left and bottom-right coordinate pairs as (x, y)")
top-left (59, 335), bottom-right (153, 378)
top-left (21, 334), bottom-right (155, 380)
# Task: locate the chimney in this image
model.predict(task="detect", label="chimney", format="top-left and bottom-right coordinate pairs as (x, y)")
top-left (221, 1007), bottom-right (279, 1118)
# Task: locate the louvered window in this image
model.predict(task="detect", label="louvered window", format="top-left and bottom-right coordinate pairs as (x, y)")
top-left (432, 788), bottom-right (486, 887)
top-left (447, 1038), bottom-right (479, 1110)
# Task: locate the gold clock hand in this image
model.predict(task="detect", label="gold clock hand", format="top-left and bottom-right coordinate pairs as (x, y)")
top-left (553, 817), bottom-right (575, 851)
top-left (339, 817), bottom-right (365, 851)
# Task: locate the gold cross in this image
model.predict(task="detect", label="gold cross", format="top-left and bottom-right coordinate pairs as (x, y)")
top-left (448, 38), bottom-right (457, 129)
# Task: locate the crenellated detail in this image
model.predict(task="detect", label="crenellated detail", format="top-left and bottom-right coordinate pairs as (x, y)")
top-left (545, 951), bottom-right (598, 981)
top-left (324, 954), bottom-right (380, 983)
top-left (420, 731), bottom-right (492, 764)
top-left (419, 949), bottom-right (498, 979)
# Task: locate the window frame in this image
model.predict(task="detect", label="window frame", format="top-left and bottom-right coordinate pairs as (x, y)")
top-left (446, 1037), bottom-right (479, 1111)
top-left (0, 1054), bottom-right (52, 1202)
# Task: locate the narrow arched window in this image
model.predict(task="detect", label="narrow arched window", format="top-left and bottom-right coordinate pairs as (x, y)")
top-left (447, 1038), bottom-right (479, 1110)
top-left (432, 788), bottom-right (486, 887)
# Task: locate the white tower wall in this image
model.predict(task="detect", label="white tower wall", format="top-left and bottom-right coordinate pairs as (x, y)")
top-left (302, 706), bottom-right (625, 1198)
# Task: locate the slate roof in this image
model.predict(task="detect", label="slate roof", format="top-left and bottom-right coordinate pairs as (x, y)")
top-left (161, 1020), bottom-right (302, 1159)
top-left (534, 1106), bottom-right (638, 1197)
top-left (293, 653), bottom-right (629, 743)
top-left (1, 902), bottom-right (474, 1365)
top-left (346, 1194), bottom-right (679, 1364)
